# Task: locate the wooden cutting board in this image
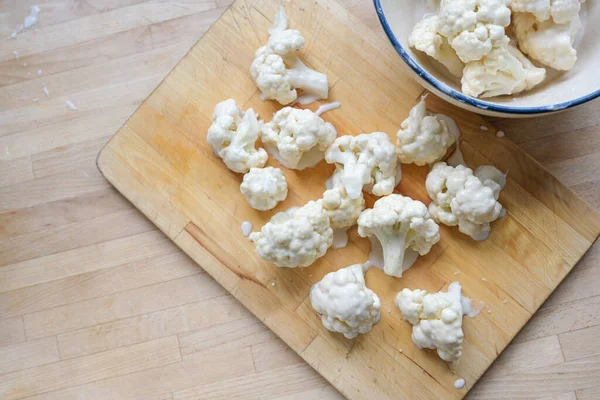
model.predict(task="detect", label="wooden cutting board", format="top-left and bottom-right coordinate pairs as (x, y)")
top-left (96, 0), bottom-right (600, 398)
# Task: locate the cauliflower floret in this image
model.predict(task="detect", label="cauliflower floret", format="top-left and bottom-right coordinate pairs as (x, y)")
top-left (320, 185), bottom-right (365, 229)
top-left (395, 282), bottom-right (465, 362)
top-left (357, 194), bottom-right (440, 278)
top-left (325, 133), bottom-right (399, 200)
top-left (426, 162), bottom-right (503, 240)
top-left (438, 0), bottom-right (511, 63)
top-left (310, 264), bottom-right (381, 339)
top-left (240, 167), bottom-right (288, 211)
top-left (396, 100), bottom-right (456, 166)
top-left (513, 12), bottom-right (582, 71)
top-left (409, 15), bottom-right (465, 78)
top-left (206, 99), bottom-right (267, 173)
top-left (261, 107), bottom-right (336, 170)
top-left (509, 0), bottom-right (584, 24)
top-left (250, 6), bottom-right (328, 105)
top-left (249, 201), bottom-right (333, 267)
top-left (461, 37), bottom-right (546, 98)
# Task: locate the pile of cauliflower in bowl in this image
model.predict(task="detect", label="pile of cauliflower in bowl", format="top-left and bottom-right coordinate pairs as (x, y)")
top-left (206, 5), bottom-right (506, 371)
top-left (408, 0), bottom-right (586, 98)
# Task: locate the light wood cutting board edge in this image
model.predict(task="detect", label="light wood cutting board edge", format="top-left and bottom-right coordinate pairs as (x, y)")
top-left (95, 0), bottom-right (600, 398)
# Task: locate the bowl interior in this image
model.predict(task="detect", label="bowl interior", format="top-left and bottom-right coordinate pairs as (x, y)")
top-left (377, 0), bottom-right (600, 112)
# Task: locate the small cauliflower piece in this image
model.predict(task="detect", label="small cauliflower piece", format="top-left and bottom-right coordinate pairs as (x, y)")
top-left (320, 185), bottom-right (365, 229)
top-left (240, 167), bottom-right (288, 211)
top-left (437, 0), bottom-right (512, 63)
top-left (509, 0), bottom-right (584, 24)
top-left (461, 38), bottom-right (546, 98)
top-left (310, 264), bottom-right (381, 339)
top-left (513, 12), bottom-right (582, 71)
top-left (426, 162), bottom-right (503, 240)
top-left (261, 107), bottom-right (336, 170)
top-left (325, 133), bottom-right (399, 200)
top-left (206, 99), bottom-right (267, 173)
top-left (397, 100), bottom-right (456, 166)
top-left (250, 6), bottom-right (328, 105)
top-left (357, 194), bottom-right (440, 278)
top-left (249, 201), bottom-right (333, 267)
top-left (409, 15), bottom-right (465, 77)
top-left (395, 282), bottom-right (465, 362)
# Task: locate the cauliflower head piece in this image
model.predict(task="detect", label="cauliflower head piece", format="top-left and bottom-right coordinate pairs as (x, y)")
top-left (357, 194), bottom-right (440, 278)
top-left (249, 201), bottom-right (333, 267)
top-left (438, 0), bottom-right (511, 63)
top-left (426, 162), bottom-right (503, 240)
top-left (325, 133), bottom-right (399, 200)
top-left (320, 185), bottom-right (365, 229)
top-left (461, 37), bottom-right (546, 98)
top-left (513, 12), bottom-right (582, 71)
top-left (509, 0), bottom-right (584, 24)
top-left (261, 107), bottom-right (336, 170)
top-left (206, 99), bottom-right (267, 173)
top-left (310, 264), bottom-right (381, 339)
top-left (250, 6), bottom-right (328, 105)
top-left (397, 100), bottom-right (456, 166)
top-left (240, 167), bottom-right (288, 211)
top-left (408, 15), bottom-right (465, 78)
top-left (395, 282), bottom-right (465, 362)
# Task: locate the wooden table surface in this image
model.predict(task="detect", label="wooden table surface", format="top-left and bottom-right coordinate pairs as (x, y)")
top-left (0, 1), bottom-right (598, 399)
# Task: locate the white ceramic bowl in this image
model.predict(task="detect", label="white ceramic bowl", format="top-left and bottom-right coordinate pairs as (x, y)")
top-left (374, 0), bottom-right (600, 117)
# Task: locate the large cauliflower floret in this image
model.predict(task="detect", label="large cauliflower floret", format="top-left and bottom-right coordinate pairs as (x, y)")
top-left (250, 6), bottom-right (328, 105)
top-left (461, 37), bottom-right (547, 98)
top-left (320, 185), bottom-right (365, 229)
top-left (310, 264), bottom-right (381, 339)
top-left (509, 0), bottom-right (584, 24)
top-left (438, 0), bottom-right (512, 63)
top-left (408, 15), bottom-right (465, 78)
top-left (249, 201), bottom-right (333, 267)
top-left (395, 282), bottom-right (465, 362)
top-left (240, 167), bottom-right (288, 211)
top-left (397, 100), bottom-right (456, 166)
top-left (261, 107), bottom-right (336, 170)
top-left (426, 162), bottom-right (503, 240)
top-left (513, 12), bottom-right (582, 71)
top-left (325, 133), bottom-right (399, 200)
top-left (206, 99), bottom-right (267, 173)
top-left (357, 194), bottom-right (440, 278)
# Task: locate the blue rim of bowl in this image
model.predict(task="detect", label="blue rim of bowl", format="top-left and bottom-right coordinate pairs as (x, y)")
top-left (373, 0), bottom-right (600, 115)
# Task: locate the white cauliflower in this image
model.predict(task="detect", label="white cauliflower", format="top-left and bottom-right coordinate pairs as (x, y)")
top-left (509, 0), bottom-right (584, 24)
top-left (325, 133), bottom-right (399, 200)
top-left (240, 167), bottom-right (288, 211)
top-left (437, 0), bottom-right (512, 63)
top-left (249, 201), bottom-right (333, 267)
top-left (396, 100), bottom-right (456, 166)
top-left (250, 6), bottom-right (328, 105)
top-left (409, 15), bottom-right (465, 78)
top-left (513, 12), bottom-right (582, 71)
top-left (426, 162), bottom-right (503, 240)
top-left (206, 99), bottom-right (267, 173)
top-left (261, 107), bottom-right (336, 170)
top-left (310, 264), bottom-right (381, 339)
top-left (395, 282), bottom-right (465, 362)
top-left (320, 185), bottom-right (365, 229)
top-left (357, 194), bottom-right (440, 278)
top-left (461, 37), bottom-right (547, 98)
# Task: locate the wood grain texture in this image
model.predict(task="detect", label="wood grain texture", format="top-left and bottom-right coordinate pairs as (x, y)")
top-left (93, 0), bottom-right (600, 399)
top-left (1, 0), bottom-right (599, 399)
